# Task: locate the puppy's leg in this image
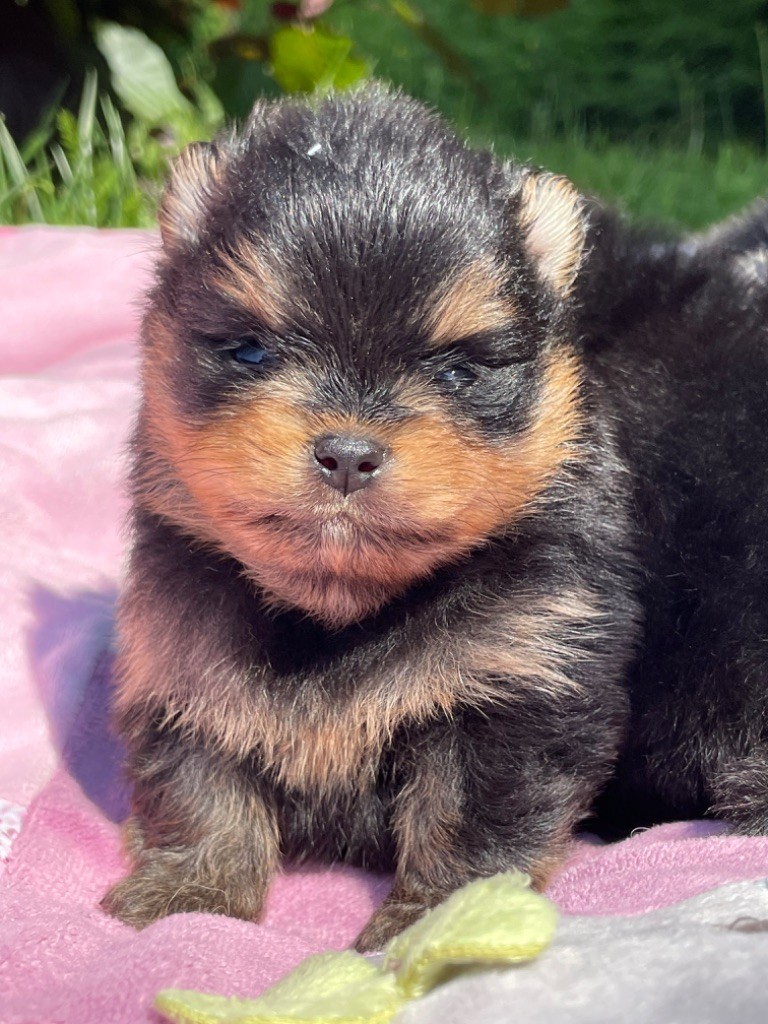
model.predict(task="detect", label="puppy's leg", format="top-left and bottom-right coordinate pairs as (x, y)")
top-left (102, 729), bottom-right (278, 928)
top-left (355, 702), bottom-right (612, 952)
top-left (691, 644), bottom-right (768, 835)
top-left (710, 750), bottom-right (768, 835)
top-left (354, 729), bottom-right (473, 952)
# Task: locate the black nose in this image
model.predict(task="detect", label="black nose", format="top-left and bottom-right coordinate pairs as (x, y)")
top-left (314, 435), bottom-right (386, 496)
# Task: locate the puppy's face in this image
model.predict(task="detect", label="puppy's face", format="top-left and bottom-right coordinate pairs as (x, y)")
top-left (139, 89), bottom-right (585, 626)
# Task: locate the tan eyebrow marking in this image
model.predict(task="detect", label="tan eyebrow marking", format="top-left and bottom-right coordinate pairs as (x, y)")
top-left (424, 259), bottom-right (517, 348)
top-left (212, 242), bottom-right (291, 332)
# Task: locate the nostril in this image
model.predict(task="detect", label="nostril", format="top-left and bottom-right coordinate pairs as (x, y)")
top-left (314, 435), bottom-right (387, 495)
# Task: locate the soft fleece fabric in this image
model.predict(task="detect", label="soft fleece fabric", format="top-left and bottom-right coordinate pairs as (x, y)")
top-left (0, 226), bottom-right (152, 808)
top-left (155, 873), bottom-right (557, 1024)
top-left (398, 879), bottom-right (768, 1024)
top-left (2, 227), bottom-right (768, 1023)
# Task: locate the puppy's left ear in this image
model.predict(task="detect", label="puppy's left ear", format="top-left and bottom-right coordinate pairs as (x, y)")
top-left (159, 139), bottom-right (232, 251)
top-left (515, 170), bottom-right (586, 297)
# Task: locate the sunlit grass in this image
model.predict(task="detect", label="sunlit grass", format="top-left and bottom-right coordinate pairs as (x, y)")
top-left (2, 75), bottom-right (766, 231)
top-left (491, 132), bottom-right (768, 230)
top-left (0, 71), bottom-right (156, 228)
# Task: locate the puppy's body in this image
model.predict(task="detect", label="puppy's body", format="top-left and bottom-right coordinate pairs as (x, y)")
top-left (582, 224), bottom-right (768, 833)
top-left (103, 88), bottom-right (768, 948)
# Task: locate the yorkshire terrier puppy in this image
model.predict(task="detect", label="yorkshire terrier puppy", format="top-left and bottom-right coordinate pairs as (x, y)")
top-left (102, 85), bottom-right (768, 951)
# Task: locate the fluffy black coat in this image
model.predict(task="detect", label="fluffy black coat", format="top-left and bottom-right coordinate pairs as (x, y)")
top-left (102, 86), bottom-right (768, 950)
top-left (581, 208), bottom-right (768, 834)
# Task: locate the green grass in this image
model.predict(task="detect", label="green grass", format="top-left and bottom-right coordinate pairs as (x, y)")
top-left (2, 74), bottom-right (766, 232)
top-left (4, 0), bottom-right (767, 231)
top-left (490, 133), bottom-right (768, 231)
top-left (0, 71), bottom-right (157, 228)
top-left (329, 0), bottom-right (768, 151)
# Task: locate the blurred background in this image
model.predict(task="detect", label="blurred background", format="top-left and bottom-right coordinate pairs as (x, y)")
top-left (1, 0), bottom-right (766, 229)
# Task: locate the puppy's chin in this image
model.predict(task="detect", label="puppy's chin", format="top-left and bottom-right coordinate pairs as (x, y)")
top-left (249, 564), bottom-right (403, 627)
top-left (133, 444), bottom-right (473, 627)
top-left (232, 513), bottom-right (464, 627)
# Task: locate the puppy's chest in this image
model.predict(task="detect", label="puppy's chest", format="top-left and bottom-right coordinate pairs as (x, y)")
top-left (255, 689), bottom-right (392, 792)
top-left (167, 610), bottom-right (500, 791)
top-left (248, 646), bottom-right (459, 793)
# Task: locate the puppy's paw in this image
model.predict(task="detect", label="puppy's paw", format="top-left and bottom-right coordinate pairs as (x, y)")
top-left (101, 855), bottom-right (263, 929)
top-left (354, 897), bottom-right (432, 953)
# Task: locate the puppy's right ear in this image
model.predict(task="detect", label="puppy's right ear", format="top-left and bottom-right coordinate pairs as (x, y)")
top-left (158, 140), bottom-right (231, 252)
top-left (512, 168), bottom-right (587, 299)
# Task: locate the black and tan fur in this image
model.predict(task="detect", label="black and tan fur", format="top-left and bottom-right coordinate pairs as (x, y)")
top-left (102, 86), bottom-right (768, 950)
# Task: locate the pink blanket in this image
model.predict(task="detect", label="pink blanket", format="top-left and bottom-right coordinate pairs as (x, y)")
top-left (2, 228), bottom-right (768, 1024)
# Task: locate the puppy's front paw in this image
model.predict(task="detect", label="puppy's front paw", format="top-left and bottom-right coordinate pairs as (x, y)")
top-left (101, 854), bottom-right (264, 929)
top-left (354, 897), bottom-right (432, 953)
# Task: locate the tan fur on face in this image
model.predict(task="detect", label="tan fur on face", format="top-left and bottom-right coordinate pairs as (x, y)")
top-left (425, 258), bottom-right (517, 347)
top-left (138, 315), bottom-right (584, 626)
top-left (213, 242), bottom-right (291, 332)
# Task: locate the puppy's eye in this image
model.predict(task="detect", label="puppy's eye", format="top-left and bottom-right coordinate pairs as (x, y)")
top-left (231, 340), bottom-right (269, 366)
top-left (434, 366), bottom-right (477, 390)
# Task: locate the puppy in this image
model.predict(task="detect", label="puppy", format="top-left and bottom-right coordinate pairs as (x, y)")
top-left (102, 85), bottom-right (768, 951)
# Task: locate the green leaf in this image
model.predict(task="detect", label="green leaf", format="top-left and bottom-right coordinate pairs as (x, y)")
top-left (0, 117), bottom-right (45, 222)
top-left (270, 25), bottom-right (368, 94)
top-left (75, 68), bottom-right (99, 226)
top-left (56, 109), bottom-right (79, 163)
top-left (50, 143), bottom-right (74, 186)
top-left (77, 68), bottom-right (98, 145)
top-left (95, 22), bottom-right (193, 125)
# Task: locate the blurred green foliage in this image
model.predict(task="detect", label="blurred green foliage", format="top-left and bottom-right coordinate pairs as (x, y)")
top-left (0, 69), bottom-right (155, 226)
top-left (17, 0), bottom-right (768, 145)
top-left (327, 0), bottom-right (768, 147)
top-left (1, 0), bottom-right (767, 228)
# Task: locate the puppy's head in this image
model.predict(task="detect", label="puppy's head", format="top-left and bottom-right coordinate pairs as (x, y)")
top-left (139, 86), bottom-right (586, 627)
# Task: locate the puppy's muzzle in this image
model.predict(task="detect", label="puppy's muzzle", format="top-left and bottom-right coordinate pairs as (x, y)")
top-left (313, 435), bottom-right (387, 496)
